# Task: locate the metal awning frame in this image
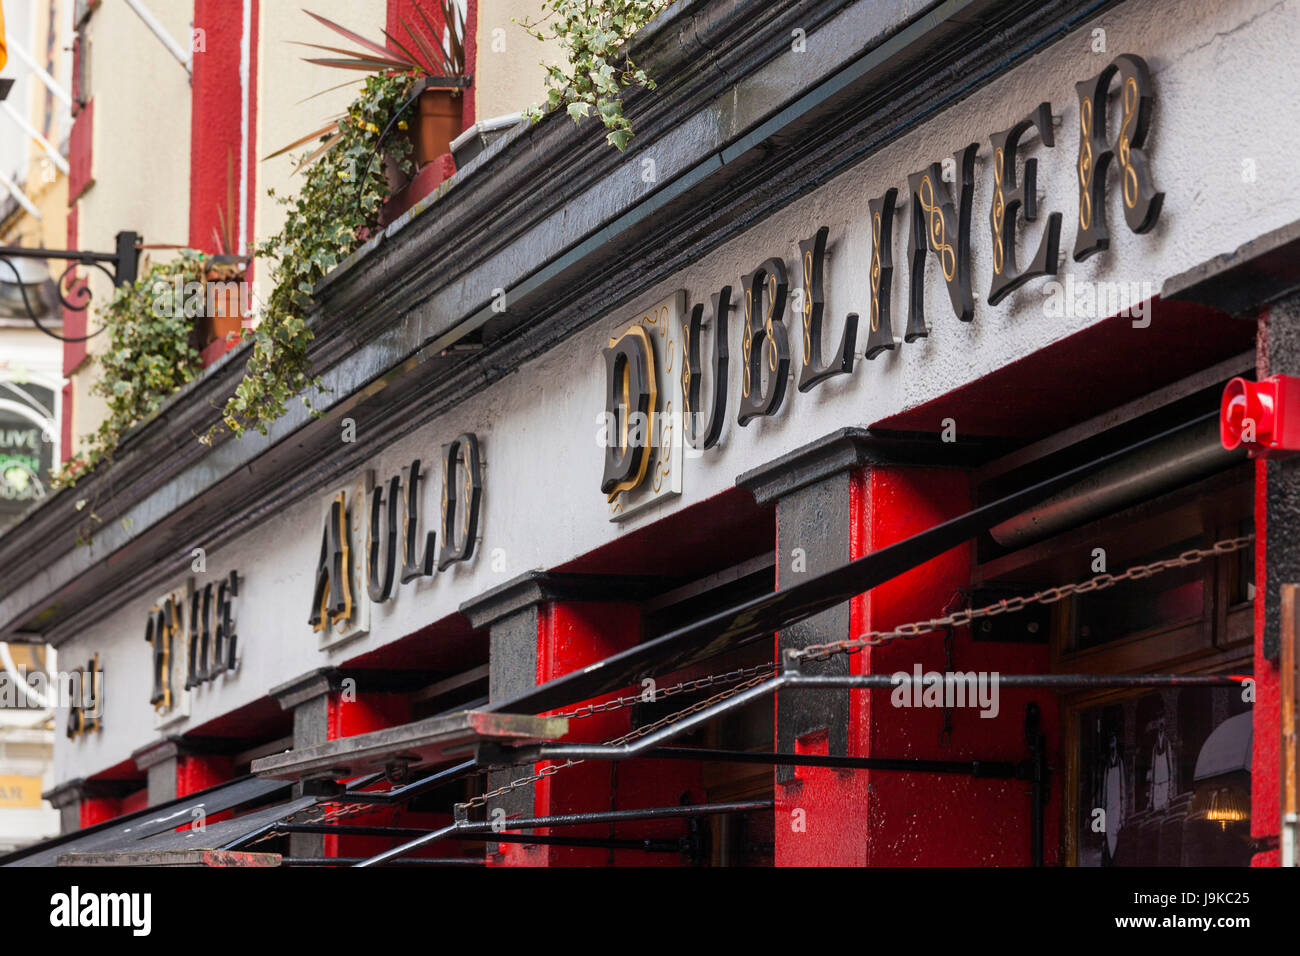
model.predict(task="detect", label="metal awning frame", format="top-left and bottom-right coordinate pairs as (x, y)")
top-left (231, 667), bottom-right (1238, 868)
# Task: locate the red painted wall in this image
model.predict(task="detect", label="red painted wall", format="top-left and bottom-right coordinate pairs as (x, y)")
top-left (190, 0), bottom-right (257, 254)
top-left (494, 601), bottom-right (704, 867)
top-left (66, 98), bottom-right (93, 203)
top-left (1252, 456), bottom-right (1280, 865)
top-left (776, 467), bottom-right (1060, 866)
top-left (78, 794), bottom-right (120, 829)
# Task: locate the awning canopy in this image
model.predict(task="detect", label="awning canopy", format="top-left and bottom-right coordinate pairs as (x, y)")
top-left (0, 775), bottom-right (294, 867)
top-left (251, 709), bottom-right (568, 783)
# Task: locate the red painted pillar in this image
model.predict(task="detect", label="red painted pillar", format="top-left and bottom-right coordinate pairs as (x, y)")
top-left (771, 462), bottom-right (1059, 866)
top-left (464, 574), bottom-right (706, 868)
top-left (78, 795), bottom-right (121, 828)
top-left (190, 0), bottom-right (257, 254)
top-left (321, 689), bottom-right (414, 860)
top-left (1252, 454), bottom-right (1279, 865)
top-left (858, 467), bottom-right (1058, 865)
top-left (514, 600), bottom-right (641, 866)
top-left (176, 754), bottom-right (234, 830)
top-left (190, 0), bottom-right (259, 365)
top-left (496, 600), bottom-right (704, 867)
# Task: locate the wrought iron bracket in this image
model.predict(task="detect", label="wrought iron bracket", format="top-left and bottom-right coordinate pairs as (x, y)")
top-left (0, 230), bottom-right (141, 342)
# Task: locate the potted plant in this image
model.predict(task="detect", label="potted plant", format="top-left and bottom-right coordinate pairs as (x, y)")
top-left (200, 151), bottom-right (249, 359)
top-left (269, 2), bottom-right (468, 186)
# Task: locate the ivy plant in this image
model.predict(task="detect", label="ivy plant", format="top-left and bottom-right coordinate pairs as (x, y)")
top-left (205, 70), bottom-right (415, 445)
top-left (52, 251), bottom-right (206, 491)
top-left (53, 71), bottom-right (413, 493)
top-left (518, 0), bottom-right (671, 150)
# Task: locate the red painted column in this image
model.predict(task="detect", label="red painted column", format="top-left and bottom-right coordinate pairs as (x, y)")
top-left (319, 690), bottom-right (413, 859)
top-left (494, 601), bottom-right (704, 867)
top-left (177, 754), bottom-right (233, 797)
top-left (176, 754), bottom-right (234, 830)
top-left (1251, 455), bottom-right (1279, 865)
top-left (78, 795), bottom-right (121, 828)
top-left (190, 0), bottom-right (256, 253)
top-left (775, 465), bottom-right (1060, 866)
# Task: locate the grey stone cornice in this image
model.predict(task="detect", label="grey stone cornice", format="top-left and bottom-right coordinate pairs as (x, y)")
top-left (131, 736), bottom-right (185, 772)
top-left (269, 668), bottom-right (343, 711)
top-left (460, 571), bottom-right (664, 629)
top-left (735, 428), bottom-right (984, 505)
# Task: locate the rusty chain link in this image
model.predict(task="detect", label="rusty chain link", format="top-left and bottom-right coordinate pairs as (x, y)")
top-left (551, 661), bottom-right (777, 720)
top-left (794, 534), bottom-right (1254, 662)
top-left (454, 667), bottom-right (776, 815)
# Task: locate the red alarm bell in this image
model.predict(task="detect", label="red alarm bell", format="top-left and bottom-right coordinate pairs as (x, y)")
top-left (1221, 375), bottom-right (1300, 458)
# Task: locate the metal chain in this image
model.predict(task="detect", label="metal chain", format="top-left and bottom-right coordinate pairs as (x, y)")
top-left (244, 664), bottom-right (779, 841)
top-left (795, 534), bottom-right (1254, 662)
top-left (242, 791), bottom-right (381, 847)
top-left (551, 662), bottom-right (776, 720)
top-left (455, 667), bottom-right (776, 814)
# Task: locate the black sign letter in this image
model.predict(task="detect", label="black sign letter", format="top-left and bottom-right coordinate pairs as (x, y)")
top-left (797, 226), bottom-right (857, 392)
top-left (1073, 53), bottom-right (1163, 260)
top-left (988, 102), bottom-right (1063, 305)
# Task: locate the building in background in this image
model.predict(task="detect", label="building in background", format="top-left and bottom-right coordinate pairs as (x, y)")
top-left (0, 0), bottom-right (70, 531)
top-left (0, 0), bottom-right (71, 853)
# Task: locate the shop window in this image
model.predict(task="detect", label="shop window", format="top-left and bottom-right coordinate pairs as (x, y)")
top-left (975, 458), bottom-right (1255, 866)
top-left (1068, 533), bottom-right (1206, 653)
top-left (1070, 685), bottom-right (1252, 866)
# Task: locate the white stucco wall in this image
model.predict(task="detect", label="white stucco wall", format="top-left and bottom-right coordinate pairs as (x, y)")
top-left (68, 0), bottom-right (194, 452)
top-left (51, 0), bottom-right (1300, 782)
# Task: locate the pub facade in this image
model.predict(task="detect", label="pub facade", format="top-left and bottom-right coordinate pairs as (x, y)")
top-left (2, 0), bottom-right (1298, 867)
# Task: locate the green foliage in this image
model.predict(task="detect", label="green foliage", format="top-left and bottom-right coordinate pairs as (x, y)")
top-left (519, 0), bottom-right (671, 151)
top-left (55, 72), bottom-right (413, 493)
top-left (206, 70), bottom-right (415, 445)
top-left (52, 251), bottom-right (206, 490)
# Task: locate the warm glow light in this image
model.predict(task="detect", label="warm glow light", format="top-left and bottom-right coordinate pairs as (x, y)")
top-left (1192, 787), bottom-right (1250, 831)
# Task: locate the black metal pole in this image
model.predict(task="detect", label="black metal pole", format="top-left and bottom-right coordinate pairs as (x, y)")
top-left (356, 799), bottom-right (774, 866)
top-left (1026, 703), bottom-right (1047, 868)
top-left (277, 823), bottom-right (685, 853)
top-left (325, 758), bottom-right (479, 805)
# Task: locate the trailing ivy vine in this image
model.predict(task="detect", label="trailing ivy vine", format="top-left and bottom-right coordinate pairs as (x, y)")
top-left (53, 72), bottom-right (415, 492)
top-left (52, 251), bottom-right (206, 490)
top-left (206, 70), bottom-right (415, 445)
top-left (519, 0), bottom-right (672, 150)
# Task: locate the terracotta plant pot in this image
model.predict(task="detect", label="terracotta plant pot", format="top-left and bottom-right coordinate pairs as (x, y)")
top-left (201, 254), bottom-right (249, 349)
top-left (412, 87), bottom-right (462, 167)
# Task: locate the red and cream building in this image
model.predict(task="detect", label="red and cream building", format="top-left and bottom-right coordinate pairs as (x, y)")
top-left (0, 0), bottom-right (1297, 869)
